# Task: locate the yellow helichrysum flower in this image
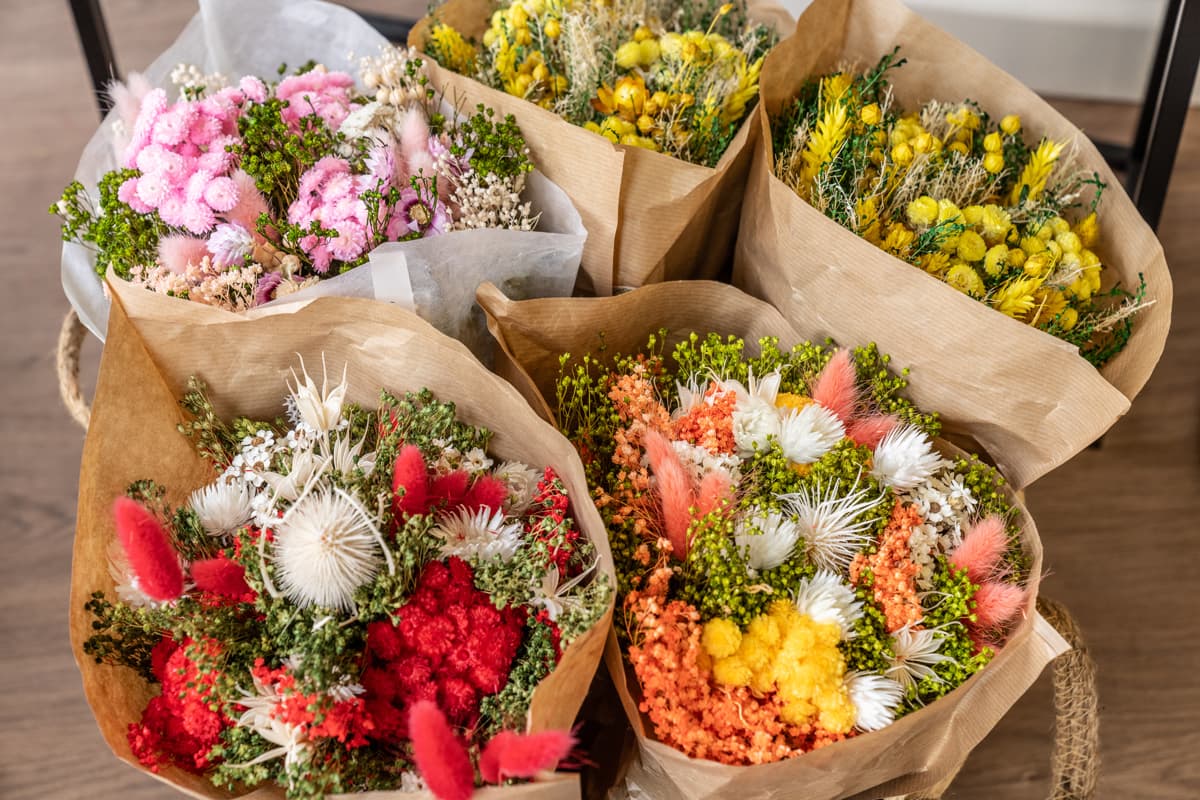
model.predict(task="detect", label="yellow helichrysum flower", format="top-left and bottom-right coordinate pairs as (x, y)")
top-left (702, 617), bottom-right (742, 658)
top-left (992, 277), bottom-right (1041, 318)
top-left (921, 251), bottom-right (951, 275)
top-left (984, 244), bottom-right (1009, 276)
top-left (957, 229), bottom-right (987, 262)
top-left (506, 2), bottom-right (530, 29)
top-left (1007, 247), bottom-right (1026, 269)
top-left (1020, 235), bottom-right (1045, 255)
top-left (1050, 216), bottom-right (1070, 235)
top-left (620, 132), bottom-right (659, 150)
top-left (902, 195), bottom-right (940, 226)
top-left (855, 196), bottom-right (882, 243)
top-left (659, 32), bottom-right (683, 60)
top-left (1075, 211), bottom-right (1100, 249)
top-left (937, 199), bottom-right (962, 224)
top-left (983, 152), bottom-right (1005, 174)
top-left (1000, 114), bottom-right (1022, 135)
top-left (1010, 139), bottom-right (1065, 205)
top-left (1029, 287), bottom-right (1068, 326)
top-left (962, 205), bottom-right (984, 226)
top-left (634, 25), bottom-right (654, 42)
top-left (947, 140), bottom-right (969, 156)
top-left (543, 18), bottom-right (561, 38)
top-left (983, 132), bottom-right (1003, 152)
top-left (615, 41), bottom-right (643, 70)
top-left (946, 263), bottom-right (986, 297)
top-left (799, 101), bottom-right (851, 187)
top-left (979, 205), bottom-right (1012, 243)
top-left (1023, 251), bottom-right (1053, 277)
top-left (860, 103), bottom-right (882, 126)
top-left (1058, 307), bottom-right (1079, 330)
top-left (911, 132), bottom-right (933, 154)
top-left (882, 222), bottom-right (915, 256)
top-left (892, 141), bottom-right (914, 166)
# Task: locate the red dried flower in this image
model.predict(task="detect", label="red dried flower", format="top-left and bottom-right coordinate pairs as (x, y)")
top-left (113, 496), bottom-right (184, 601)
top-left (409, 701), bottom-right (474, 800)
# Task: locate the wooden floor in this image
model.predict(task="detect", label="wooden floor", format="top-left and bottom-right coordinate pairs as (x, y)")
top-left (1, 3), bottom-right (1197, 798)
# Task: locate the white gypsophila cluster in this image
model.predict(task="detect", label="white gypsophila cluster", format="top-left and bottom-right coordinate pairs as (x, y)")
top-left (668, 439), bottom-right (741, 486)
top-left (398, 772), bottom-right (428, 793)
top-left (493, 461), bottom-right (542, 516)
top-left (450, 169), bottom-right (539, 232)
top-left (734, 509), bottom-right (801, 572)
top-left (221, 428), bottom-right (280, 488)
top-left (845, 671), bottom-right (905, 732)
top-left (904, 467), bottom-right (978, 589)
top-left (793, 569), bottom-right (864, 638)
top-left (431, 506), bottom-right (523, 563)
top-left (130, 257), bottom-right (262, 312)
top-left (360, 45), bottom-right (429, 111)
top-left (169, 63), bottom-right (228, 99)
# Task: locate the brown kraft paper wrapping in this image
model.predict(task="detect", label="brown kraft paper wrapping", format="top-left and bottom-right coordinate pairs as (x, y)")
top-left (409, 0), bottom-right (776, 296)
top-left (69, 281), bottom-right (614, 800)
top-left (477, 281), bottom-right (1068, 800)
top-left (733, 0), bottom-right (1172, 490)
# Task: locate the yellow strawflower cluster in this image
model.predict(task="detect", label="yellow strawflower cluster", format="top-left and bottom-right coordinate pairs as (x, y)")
top-left (701, 601), bottom-right (856, 733)
top-left (424, 0), bottom-right (774, 166)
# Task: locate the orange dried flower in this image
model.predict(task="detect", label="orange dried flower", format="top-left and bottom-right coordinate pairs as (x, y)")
top-left (851, 500), bottom-right (924, 631)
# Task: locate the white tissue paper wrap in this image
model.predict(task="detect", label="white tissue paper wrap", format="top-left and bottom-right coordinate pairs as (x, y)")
top-left (60, 0), bottom-right (586, 361)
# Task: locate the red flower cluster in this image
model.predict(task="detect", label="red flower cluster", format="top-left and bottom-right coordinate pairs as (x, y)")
top-left (525, 468), bottom-right (581, 576)
top-left (362, 558), bottom-right (526, 741)
top-left (128, 637), bottom-right (229, 773)
top-left (391, 445), bottom-right (507, 521)
top-left (246, 661), bottom-right (372, 747)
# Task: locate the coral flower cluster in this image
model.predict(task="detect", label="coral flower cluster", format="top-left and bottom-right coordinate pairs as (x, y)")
top-left (556, 332), bottom-right (1030, 765)
top-left (82, 362), bottom-right (609, 798)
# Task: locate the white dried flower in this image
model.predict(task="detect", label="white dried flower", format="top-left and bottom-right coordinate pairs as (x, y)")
top-left (734, 509), bottom-right (801, 572)
top-left (887, 624), bottom-right (952, 690)
top-left (845, 671), bottom-right (904, 732)
top-left (793, 569), bottom-right (864, 638)
top-left (189, 480), bottom-right (254, 537)
top-left (287, 357), bottom-right (348, 434)
top-left (431, 506), bottom-right (523, 563)
top-left (872, 426), bottom-right (946, 491)
top-left (274, 489), bottom-right (383, 611)
top-left (782, 480), bottom-right (882, 572)
top-left (493, 461), bottom-right (541, 515)
top-left (778, 402), bottom-right (845, 464)
top-left (728, 370), bottom-right (784, 456)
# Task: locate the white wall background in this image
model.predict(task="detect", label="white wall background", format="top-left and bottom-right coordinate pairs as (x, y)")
top-left (780, 0), bottom-right (1200, 103)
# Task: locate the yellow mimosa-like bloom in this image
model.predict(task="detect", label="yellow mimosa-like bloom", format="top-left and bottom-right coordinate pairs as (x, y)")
top-left (701, 617), bottom-right (742, 658)
top-left (429, 25), bottom-right (477, 74)
top-left (992, 277), bottom-right (1041, 318)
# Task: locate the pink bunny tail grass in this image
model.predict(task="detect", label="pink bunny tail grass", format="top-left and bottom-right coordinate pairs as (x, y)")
top-left (951, 515), bottom-right (1010, 582)
top-left (409, 701), bottom-right (475, 800)
top-left (224, 170), bottom-right (270, 238)
top-left (695, 470), bottom-right (732, 517)
top-left (157, 235), bottom-right (210, 275)
top-left (462, 475), bottom-right (508, 514)
top-left (109, 72), bottom-right (153, 131)
top-left (972, 581), bottom-right (1028, 630)
top-left (811, 350), bottom-right (858, 424)
top-left (190, 554), bottom-right (253, 599)
top-left (113, 496), bottom-right (184, 602)
top-left (479, 730), bottom-right (575, 784)
top-left (643, 428), bottom-right (696, 559)
top-left (401, 108), bottom-right (435, 177)
top-left (846, 414), bottom-right (899, 449)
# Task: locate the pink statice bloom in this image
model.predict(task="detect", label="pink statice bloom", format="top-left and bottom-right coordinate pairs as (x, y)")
top-left (276, 68), bottom-right (355, 133)
top-left (287, 157), bottom-right (371, 273)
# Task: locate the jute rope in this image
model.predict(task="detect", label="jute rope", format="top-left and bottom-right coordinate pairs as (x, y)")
top-left (55, 310), bottom-right (1100, 798)
top-left (57, 309), bottom-right (90, 429)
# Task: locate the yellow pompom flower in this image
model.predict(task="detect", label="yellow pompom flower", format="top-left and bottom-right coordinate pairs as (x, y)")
top-left (712, 656), bottom-right (752, 687)
top-left (906, 196), bottom-right (939, 227)
top-left (891, 141), bottom-right (914, 166)
top-left (1007, 247), bottom-right (1026, 269)
top-left (937, 199), bottom-right (962, 224)
top-left (921, 251), bottom-right (951, 275)
top-left (614, 41), bottom-right (643, 70)
top-left (962, 205), bottom-right (984, 226)
top-left (984, 244), bottom-right (1009, 276)
top-left (911, 132), bottom-right (934, 154)
top-left (505, 2), bottom-right (529, 29)
top-left (947, 140), bottom-right (969, 156)
top-left (957, 229), bottom-right (987, 262)
top-left (946, 263), bottom-right (985, 297)
top-left (747, 613), bottom-right (783, 649)
top-left (1020, 235), bottom-right (1045, 255)
top-left (1075, 212), bottom-right (1100, 249)
top-left (860, 103), bottom-right (882, 126)
top-left (1050, 216), bottom-right (1070, 235)
top-left (979, 205), bottom-right (1012, 243)
top-left (1000, 114), bottom-right (1022, 135)
top-left (882, 222), bottom-right (915, 256)
top-left (983, 152), bottom-right (1005, 174)
top-left (702, 617), bottom-right (743, 658)
top-left (1058, 307), bottom-right (1079, 330)
top-left (1030, 288), bottom-right (1068, 325)
top-left (634, 25), bottom-right (654, 42)
top-left (1045, 239), bottom-right (1063, 263)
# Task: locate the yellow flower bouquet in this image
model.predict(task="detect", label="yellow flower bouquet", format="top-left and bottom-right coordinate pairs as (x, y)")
top-left (410, 0), bottom-right (791, 294)
top-left (734, 0), bottom-right (1172, 489)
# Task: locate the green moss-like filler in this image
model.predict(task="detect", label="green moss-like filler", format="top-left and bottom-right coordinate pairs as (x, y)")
top-left (479, 615), bottom-right (559, 736)
top-left (52, 169), bottom-right (168, 280)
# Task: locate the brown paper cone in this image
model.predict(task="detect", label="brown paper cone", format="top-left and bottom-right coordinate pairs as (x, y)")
top-left (478, 280), bottom-right (1065, 800)
top-left (733, 0), bottom-right (1172, 490)
top-left (409, 0), bottom-right (759, 296)
top-left (69, 281), bottom-right (613, 799)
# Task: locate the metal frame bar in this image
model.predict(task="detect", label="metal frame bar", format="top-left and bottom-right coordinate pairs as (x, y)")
top-left (68, 0), bottom-right (118, 118)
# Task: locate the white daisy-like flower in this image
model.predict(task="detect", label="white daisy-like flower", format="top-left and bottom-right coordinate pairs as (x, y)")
top-left (189, 480), bottom-right (254, 537)
top-left (778, 402), bottom-right (845, 464)
top-left (872, 425), bottom-right (947, 491)
top-left (273, 489), bottom-right (384, 612)
top-left (493, 461), bottom-right (542, 516)
top-left (431, 506), bottom-right (523, 563)
top-left (845, 671), bottom-right (904, 732)
top-left (782, 481), bottom-right (882, 572)
top-left (287, 356), bottom-right (348, 434)
top-left (461, 447), bottom-right (494, 474)
top-left (725, 369), bottom-right (785, 456)
top-left (793, 569), bottom-right (864, 637)
top-left (432, 445), bottom-right (463, 476)
top-left (734, 509), bottom-right (801, 572)
top-left (284, 422), bottom-right (319, 453)
top-left (887, 624), bottom-right (953, 690)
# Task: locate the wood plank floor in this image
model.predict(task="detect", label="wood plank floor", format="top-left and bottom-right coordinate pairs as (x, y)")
top-left (1, 3), bottom-right (1195, 798)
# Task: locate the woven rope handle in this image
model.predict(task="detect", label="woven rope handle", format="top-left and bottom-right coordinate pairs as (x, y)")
top-left (1038, 596), bottom-right (1100, 800)
top-left (57, 309), bottom-right (91, 429)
